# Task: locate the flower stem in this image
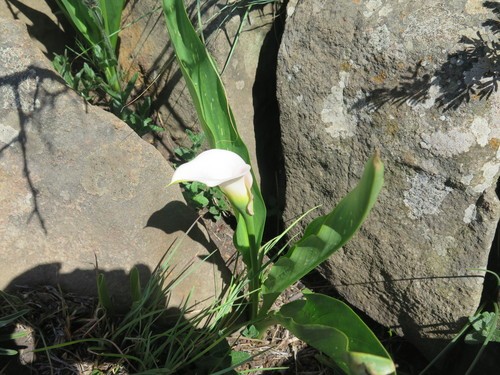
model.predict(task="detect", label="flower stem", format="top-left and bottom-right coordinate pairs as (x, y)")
top-left (243, 215), bottom-right (260, 319)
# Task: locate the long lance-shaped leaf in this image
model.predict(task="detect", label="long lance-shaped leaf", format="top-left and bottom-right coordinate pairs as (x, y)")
top-left (274, 293), bottom-right (396, 375)
top-left (161, 0), bottom-right (266, 256)
top-left (261, 153), bottom-right (384, 314)
top-left (98, 0), bottom-right (125, 51)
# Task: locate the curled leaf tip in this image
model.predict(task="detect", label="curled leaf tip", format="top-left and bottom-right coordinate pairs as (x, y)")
top-left (371, 149), bottom-right (384, 173)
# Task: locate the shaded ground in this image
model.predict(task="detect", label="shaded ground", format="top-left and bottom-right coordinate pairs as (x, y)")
top-left (0, 278), bottom-right (332, 375)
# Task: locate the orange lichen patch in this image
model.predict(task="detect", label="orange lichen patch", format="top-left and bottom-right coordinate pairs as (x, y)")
top-left (417, 56), bottom-right (434, 65)
top-left (340, 61), bottom-right (352, 71)
top-left (352, 0), bottom-right (361, 4)
top-left (386, 120), bottom-right (400, 137)
top-left (488, 138), bottom-right (500, 149)
top-left (397, 62), bottom-right (406, 70)
top-left (371, 71), bottom-right (388, 85)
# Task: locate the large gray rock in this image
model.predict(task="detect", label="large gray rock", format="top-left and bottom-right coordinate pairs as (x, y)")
top-left (0, 18), bottom-right (226, 310)
top-left (278, 0), bottom-right (499, 357)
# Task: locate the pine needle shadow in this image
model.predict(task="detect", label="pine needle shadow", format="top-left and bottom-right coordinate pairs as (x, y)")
top-left (356, 1), bottom-right (499, 113)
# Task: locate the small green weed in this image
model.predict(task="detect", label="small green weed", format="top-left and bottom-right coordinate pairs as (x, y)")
top-left (173, 129), bottom-right (205, 163)
top-left (174, 130), bottom-right (231, 221)
top-left (420, 269), bottom-right (500, 375)
top-left (53, 50), bottom-right (103, 102)
top-left (465, 310), bottom-right (500, 344)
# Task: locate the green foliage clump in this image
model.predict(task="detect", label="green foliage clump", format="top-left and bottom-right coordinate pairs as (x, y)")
top-left (52, 0), bottom-right (161, 135)
top-left (466, 311), bottom-right (500, 344)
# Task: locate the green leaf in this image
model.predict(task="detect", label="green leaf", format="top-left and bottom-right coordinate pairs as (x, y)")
top-left (0, 331), bottom-right (27, 341)
top-left (98, 0), bottom-right (126, 51)
top-left (54, 0), bottom-right (102, 47)
top-left (261, 153), bottom-right (384, 313)
top-left (491, 330), bottom-right (500, 343)
top-left (193, 192), bottom-right (210, 207)
top-left (97, 273), bottom-right (114, 315)
top-left (465, 311), bottom-right (500, 344)
top-left (465, 330), bottom-right (500, 344)
top-left (470, 312), bottom-right (494, 332)
top-left (0, 309), bottom-right (29, 329)
top-left (241, 325), bottom-right (259, 339)
top-left (161, 0), bottom-right (266, 253)
top-left (346, 352), bottom-right (397, 375)
top-left (53, 52), bottom-right (74, 86)
top-left (274, 293), bottom-right (395, 375)
top-left (83, 62), bottom-right (96, 79)
top-left (0, 348), bottom-right (18, 356)
top-left (230, 350), bottom-right (251, 366)
top-left (129, 266), bottom-right (142, 305)
top-left (191, 181), bottom-right (203, 192)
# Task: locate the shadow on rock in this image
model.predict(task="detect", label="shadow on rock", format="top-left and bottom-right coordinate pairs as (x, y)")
top-left (0, 65), bottom-right (69, 235)
top-left (147, 200), bottom-right (234, 293)
top-left (253, 0), bottom-right (288, 241)
top-left (356, 1), bottom-right (499, 113)
top-left (3, 0), bottom-right (72, 58)
top-left (147, 200), bottom-right (211, 248)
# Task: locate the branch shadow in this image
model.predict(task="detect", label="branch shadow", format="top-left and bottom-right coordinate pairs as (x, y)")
top-left (355, 1), bottom-right (499, 113)
top-left (0, 64), bottom-right (70, 234)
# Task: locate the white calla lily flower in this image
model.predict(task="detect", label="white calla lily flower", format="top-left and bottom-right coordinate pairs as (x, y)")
top-left (171, 149), bottom-right (254, 215)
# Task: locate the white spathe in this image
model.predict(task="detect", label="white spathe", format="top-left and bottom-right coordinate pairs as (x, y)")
top-left (171, 149), bottom-right (254, 215)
